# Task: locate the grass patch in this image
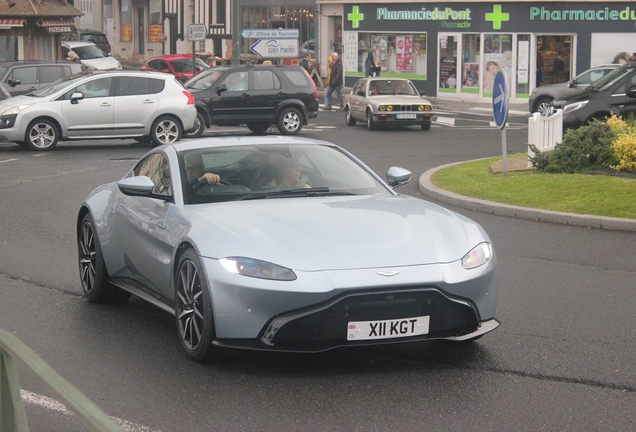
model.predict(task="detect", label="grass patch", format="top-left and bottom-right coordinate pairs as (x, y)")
top-left (430, 156), bottom-right (636, 219)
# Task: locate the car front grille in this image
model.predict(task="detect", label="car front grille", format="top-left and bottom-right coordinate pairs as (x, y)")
top-left (259, 287), bottom-right (480, 351)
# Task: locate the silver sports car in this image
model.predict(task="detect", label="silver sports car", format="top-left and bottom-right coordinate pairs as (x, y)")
top-left (344, 78), bottom-right (433, 130)
top-left (77, 136), bottom-right (499, 361)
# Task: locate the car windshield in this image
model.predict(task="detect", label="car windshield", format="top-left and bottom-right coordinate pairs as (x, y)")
top-left (72, 45), bottom-right (107, 59)
top-left (179, 144), bottom-right (392, 204)
top-left (372, 80), bottom-right (418, 96)
top-left (184, 69), bottom-right (225, 90)
top-left (590, 65), bottom-right (636, 90)
top-left (31, 72), bottom-right (93, 97)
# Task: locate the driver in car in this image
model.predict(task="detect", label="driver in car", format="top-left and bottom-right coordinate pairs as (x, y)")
top-left (185, 153), bottom-right (220, 187)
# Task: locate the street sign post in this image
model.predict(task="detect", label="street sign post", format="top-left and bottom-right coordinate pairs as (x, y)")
top-left (240, 29), bottom-right (299, 39)
top-left (188, 24), bottom-right (207, 42)
top-left (250, 39), bottom-right (298, 58)
top-left (492, 69), bottom-right (509, 175)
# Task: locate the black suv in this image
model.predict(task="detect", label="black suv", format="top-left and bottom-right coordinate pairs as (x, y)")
top-left (183, 64), bottom-right (319, 137)
top-left (0, 61), bottom-right (83, 96)
top-left (552, 62), bottom-right (636, 129)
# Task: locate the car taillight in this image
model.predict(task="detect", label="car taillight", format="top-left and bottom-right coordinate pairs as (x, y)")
top-left (107, 44), bottom-right (111, 53)
top-left (183, 90), bottom-right (195, 104)
top-left (303, 69), bottom-right (318, 99)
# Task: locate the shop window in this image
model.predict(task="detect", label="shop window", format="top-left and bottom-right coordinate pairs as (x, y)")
top-left (439, 35), bottom-right (458, 92)
top-left (147, 1), bottom-right (162, 43)
top-left (346, 33), bottom-right (426, 79)
top-left (120, 0), bottom-right (133, 42)
top-left (461, 34), bottom-right (480, 94)
top-left (483, 33), bottom-right (513, 95)
top-left (0, 36), bottom-right (18, 61)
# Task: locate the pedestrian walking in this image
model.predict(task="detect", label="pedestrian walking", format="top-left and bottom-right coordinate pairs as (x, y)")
top-left (323, 53), bottom-right (335, 110)
top-left (364, 51), bottom-right (374, 77)
top-left (325, 52), bottom-right (344, 112)
top-left (299, 52), bottom-right (312, 73)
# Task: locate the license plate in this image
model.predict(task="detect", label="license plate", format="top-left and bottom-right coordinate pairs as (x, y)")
top-left (396, 114), bottom-right (417, 119)
top-left (347, 316), bottom-right (430, 341)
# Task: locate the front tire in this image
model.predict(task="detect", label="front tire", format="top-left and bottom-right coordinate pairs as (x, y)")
top-left (533, 97), bottom-right (553, 115)
top-left (175, 248), bottom-right (218, 362)
top-left (184, 112), bottom-right (205, 139)
top-left (25, 119), bottom-right (59, 151)
top-left (78, 213), bottom-right (131, 303)
top-left (345, 108), bottom-right (356, 126)
top-left (151, 116), bottom-right (182, 146)
top-left (366, 110), bottom-right (376, 131)
top-left (277, 107), bottom-right (302, 135)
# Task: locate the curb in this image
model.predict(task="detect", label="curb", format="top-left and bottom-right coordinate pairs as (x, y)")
top-left (418, 160), bottom-right (636, 232)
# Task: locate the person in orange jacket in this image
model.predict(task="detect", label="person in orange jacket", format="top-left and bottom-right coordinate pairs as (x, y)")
top-left (323, 54), bottom-right (334, 110)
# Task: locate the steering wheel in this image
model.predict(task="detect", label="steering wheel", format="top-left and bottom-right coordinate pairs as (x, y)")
top-left (192, 178), bottom-right (232, 191)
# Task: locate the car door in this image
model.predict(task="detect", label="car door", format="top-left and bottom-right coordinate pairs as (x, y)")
top-left (112, 76), bottom-right (160, 136)
top-left (60, 76), bottom-right (115, 138)
top-left (4, 66), bottom-right (38, 96)
top-left (248, 68), bottom-right (284, 122)
top-left (113, 152), bottom-right (175, 299)
top-left (207, 70), bottom-right (251, 122)
top-left (348, 79), bottom-right (367, 120)
top-left (615, 72), bottom-right (636, 118)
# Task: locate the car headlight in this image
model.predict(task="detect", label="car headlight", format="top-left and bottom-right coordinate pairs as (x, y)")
top-left (219, 257), bottom-right (297, 281)
top-left (2, 105), bottom-right (32, 116)
top-left (563, 100), bottom-right (588, 115)
top-left (461, 242), bottom-right (492, 269)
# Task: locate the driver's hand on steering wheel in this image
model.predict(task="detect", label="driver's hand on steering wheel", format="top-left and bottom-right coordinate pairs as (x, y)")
top-left (198, 173), bottom-right (220, 185)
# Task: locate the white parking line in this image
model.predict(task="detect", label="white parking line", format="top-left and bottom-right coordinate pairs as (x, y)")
top-left (20, 390), bottom-right (160, 432)
top-left (435, 117), bottom-right (456, 126)
top-left (0, 158), bottom-right (17, 163)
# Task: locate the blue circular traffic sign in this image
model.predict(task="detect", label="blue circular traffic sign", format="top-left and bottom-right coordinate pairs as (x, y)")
top-left (492, 69), bottom-right (508, 129)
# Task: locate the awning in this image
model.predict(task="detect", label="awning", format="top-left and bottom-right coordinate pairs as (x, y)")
top-left (0, 19), bottom-right (25, 28)
top-left (38, 19), bottom-right (76, 34)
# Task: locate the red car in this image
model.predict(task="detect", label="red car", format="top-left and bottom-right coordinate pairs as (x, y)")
top-left (139, 54), bottom-right (210, 81)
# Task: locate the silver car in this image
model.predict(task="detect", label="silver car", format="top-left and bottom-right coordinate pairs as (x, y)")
top-left (0, 70), bottom-right (197, 150)
top-left (77, 136), bottom-right (499, 362)
top-left (344, 78), bottom-right (433, 130)
top-left (529, 64), bottom-right (618, 114)
top-left (62, 41), bottom-right (122, 71)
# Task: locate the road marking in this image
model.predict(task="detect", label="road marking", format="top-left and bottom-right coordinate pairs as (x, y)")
top-left (0, 158), bottom-right (17, 163)
top-left (435, 117), bottom-right (456, 126)
top-left (20, 390), bottom-right (160, 432)
top-left (312, 126), bottom-right (337, 129)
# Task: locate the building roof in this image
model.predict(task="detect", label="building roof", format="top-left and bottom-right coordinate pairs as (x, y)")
top-left (0, 0), bottom-right (81, 17)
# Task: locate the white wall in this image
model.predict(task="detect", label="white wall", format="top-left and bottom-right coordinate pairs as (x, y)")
top-left (591, 33), bottom-right (636, 65)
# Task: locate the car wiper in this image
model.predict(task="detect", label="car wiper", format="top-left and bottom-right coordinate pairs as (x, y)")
top-left (235, 187), bottom-right (355, 201)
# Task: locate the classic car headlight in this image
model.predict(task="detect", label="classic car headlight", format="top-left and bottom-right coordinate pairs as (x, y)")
top-left (563, 100), bottom-right (588, 115)
top-left (379, 105), bottom-right (393, 111)
top-left (219, 257), bottom-right (297, 281)
top-left (461, 242), bottom-right (492, 269)
top-left (2, 105), bottom-right (32, 116)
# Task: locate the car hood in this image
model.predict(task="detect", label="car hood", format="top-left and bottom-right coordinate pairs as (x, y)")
top-left (0, 93), bottom-right (44, 110)
top-left (553, 86), bottom-right (599, 106)
top-left (184, 195), bottom-right (489, 271)
top-left (81, 57), bottom-right (120, 70)
top-left (365, 95), bottom-right (431, 104)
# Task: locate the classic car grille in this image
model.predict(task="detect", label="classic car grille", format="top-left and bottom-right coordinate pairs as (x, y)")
top-left (400, 104), bottom-right (412, 112)
top-left (260, 288), bottom-right (480, 351)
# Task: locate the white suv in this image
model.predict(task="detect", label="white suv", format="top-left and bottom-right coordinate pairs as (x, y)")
top-left (0, 70), bottom-right (197, 150)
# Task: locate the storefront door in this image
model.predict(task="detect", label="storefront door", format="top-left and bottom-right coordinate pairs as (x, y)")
top-left (536, 35), bottom-right (573, 87)
top-left (438, 34), bottom-right (458, 95)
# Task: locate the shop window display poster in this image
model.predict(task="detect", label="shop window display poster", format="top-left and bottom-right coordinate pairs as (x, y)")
top-left (344, 32), bottom-right (358, 73)
top-left (396, 36), bottom-right (412, 72)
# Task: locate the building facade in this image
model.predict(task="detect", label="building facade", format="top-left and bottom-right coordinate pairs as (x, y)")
top-left (318, 1), bottom-right (636, 102)
top-left (0, 0), bottom-right (81, 61)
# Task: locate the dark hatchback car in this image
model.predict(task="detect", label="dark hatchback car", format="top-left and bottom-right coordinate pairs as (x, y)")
top-left (0, 61), bottom-right (83, 96)
top-left (551, 62), bottom-right (636, 129)
top-left (183, 64), bottom-right (319, 137)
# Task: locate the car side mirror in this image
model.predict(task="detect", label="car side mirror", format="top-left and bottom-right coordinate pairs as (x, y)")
top-left (180, 75), bottom-right (188, 82)
top-left (7, 79), bottom-right (21, 86)
top-left (386, 166), bottom-right (411, 188)
top-left (568, 81), bottom-right (577, 88)
top-left (117, 176), bottom-right (155, 196)
top-left (420, 90), bottom-right (426, 96)
top-left (627, 85), bottom-right (636, 98)
top-left (70, 92), bottom-right (84, 104)
top-left (216, 84), bottom-right (228, 95)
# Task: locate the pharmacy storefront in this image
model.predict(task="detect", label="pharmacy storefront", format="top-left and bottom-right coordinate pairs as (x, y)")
top-left (340, 2), bottom-right (636, 102)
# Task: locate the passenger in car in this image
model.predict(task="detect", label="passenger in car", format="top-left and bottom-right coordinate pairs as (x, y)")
top-left (184, 153), bottom-right (221, 187)
top-left (268, 158), bottom-right (310, 189)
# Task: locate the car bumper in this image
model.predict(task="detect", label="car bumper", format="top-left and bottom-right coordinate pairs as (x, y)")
top-left (203, 256), bottom-right (498, 352)
top-left (372, 112), bottom-right (432, 126)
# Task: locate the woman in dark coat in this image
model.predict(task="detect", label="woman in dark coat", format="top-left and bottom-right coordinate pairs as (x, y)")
top-left (364, 51), bottom-right (375, 77)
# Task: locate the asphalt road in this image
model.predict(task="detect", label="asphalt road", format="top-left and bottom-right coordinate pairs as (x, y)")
top-left (1, 108), bottom-right (635, 431)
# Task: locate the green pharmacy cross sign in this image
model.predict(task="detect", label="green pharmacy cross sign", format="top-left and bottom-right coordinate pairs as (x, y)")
top-left (486, 5), bottom-right (509, 30)
top-left (348, 5), bottom-right (364, 29)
